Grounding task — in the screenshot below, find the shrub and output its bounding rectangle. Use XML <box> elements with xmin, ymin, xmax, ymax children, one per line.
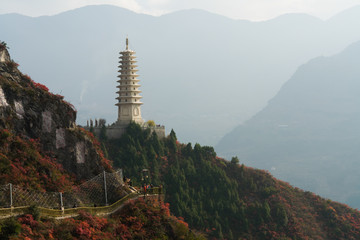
<box><xmin>147</xmin><ymin>120</ymin><xmax>155</xmax><ymax>127</ymax></box>
<box><xmin>27</xmin><ymin>205</ymin><xmax>40</xmax><ymax>220</ymax></box>
<box><xmin>0</xmin><ymin>41</ymin><xmax>8</xmax><ymax>51</ymax></box>
<box><xmin>30</xmin><ymin>79</ymin><xmax>49</xmax><ymax>92</ymax></box>
<box><xmin>0</xmin><ymin>217</ymin><xmax>21</xmax><ymax>239</ymax></box>
<box><xmin>231</xmin><ymin>156</ymin><xmax>240</xmax><ymax>165</ymax></box>
<box><xmin>5</xmin><ymin>60</ymin><xmax>19</xmax><ymax>70</ymax></box>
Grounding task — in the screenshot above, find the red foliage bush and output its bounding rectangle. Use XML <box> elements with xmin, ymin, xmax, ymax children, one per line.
<box><xmin>6</xmin><ymin>60</ymin><xmax>19</xmax><ymax>69</ymax></box>
<box><xmin>30</xmin><ymin>79</ymin><xmax>49</xmax><ymax>92</ymax></box>
<box><xmin>9</xmin><ymin>198</ymin><xmax>193</xmax><ymax>240</ymax></box>
<box><xmin>79</xmin><ymin>128</ymin><xmax>112</xmax><ymax>171</ymax></box>
<box><xmin>0</xmin><ymin>129</ymin><xmax>74</xmax><ymax>192</ymax></box>
<box><xmin>18</xmin><ymin>214</ymin><xmax>38</xmax><ymax>228</ymax></box>
<box><xmin>63</xmin><ymin>100</ymin><xmax>77</xmax><ymax>113</ymax></box>
<box><xmin>55</xmin><ymin>94</ymin><xmax>64</xmax><ymax>100</ymax></box>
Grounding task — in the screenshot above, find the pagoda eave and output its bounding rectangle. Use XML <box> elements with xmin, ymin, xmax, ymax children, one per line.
<box><xmin>116</xmin><ymin>90</ymin><xmax>142</xmax><ymax>93</ymax></box>
<box><xmin>116</xmin><ymin>96</ymin><xmax>143</xmax><ymax>100</ymax></box>
<box><xmin>115</xmin><ymin>102</ymin><xmax>144</xmax><ymax>106</ymax></box>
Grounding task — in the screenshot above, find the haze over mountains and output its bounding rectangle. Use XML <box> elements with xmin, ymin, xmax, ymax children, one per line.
<box><xmin>4</xmin><ymin>37</ymin><xmax>360</xmax><ymax>239</ymax></box>
<box><xmin>217</xmin><ymin>40</ymin><xmax>360</xmax><ymax>208</ymax></box>
<box><xmin>2</xmin><ymin>5</ymin><xmax>360</xmax><ymax>145</ymax></box>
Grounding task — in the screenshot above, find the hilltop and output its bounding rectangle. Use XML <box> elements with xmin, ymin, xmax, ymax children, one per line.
<box><xmin>0</xmin><ymin>44</ymin><xmax>199</xmax><ymax>239</ymax></box>
<box><xmin>2</xmin><ymin>43</ymin><xmax>360</xmax><ymax>239</ymax></box>
<box><xmin>0</xmin><ymin>42</ymin><xmax>111</xmax><ymax>182</ymax></box>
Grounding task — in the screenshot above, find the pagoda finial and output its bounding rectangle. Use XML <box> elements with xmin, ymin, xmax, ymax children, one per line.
<box><xmin>126</xmin><ymin>37</ymin><xmax>129</xmax><ymax>50</ymax></box>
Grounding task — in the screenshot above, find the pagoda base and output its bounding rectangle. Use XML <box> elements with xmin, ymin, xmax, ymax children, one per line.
<box><xmin>83</xmin><ymin>122</ymin><xmax>165</xmax><ymax>140</ymax></box>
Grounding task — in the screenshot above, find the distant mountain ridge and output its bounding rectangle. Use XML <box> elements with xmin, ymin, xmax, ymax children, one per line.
<box><xmin>216</xmin><ymin>40</ymin><xmax>360</xmax><ymax>208</ymax></box>
<box><xmin>2</xmin><ymin>4</ymin><xmax>360</xmax><ymax>145</ymax></box>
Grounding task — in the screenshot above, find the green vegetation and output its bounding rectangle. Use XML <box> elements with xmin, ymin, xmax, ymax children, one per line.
<box><xmin>101</xmin><ymin>122</ymin><xmax>360</xmax><ymax>239</ymax></box>
<box><xmin>0</xmin><ymin>41</ymin><xmax>8</xmax><ymax>50</ymax></box>
<box><xmin>5</xmin><ymin>60</ymin><xmax>19</xmax><ymax>71</ymax></box>
<box><xmin>0</xmin><ymin>50</ymin><xmax>195</xmax><ymax>239</ymax></box>
<box><xmin>231</xmin><ymin>156</ymin><xmax>240</xmax><ymax>165</ymax></box>
<box><xmin>146</xmin><ymin>120</ymin><xmax>156</xmax><ymax>127</ymax></box>
<box><xmin>2</xmin><ymin>56</ymin><xmax>360</xmax><ymax>238</ymax></box>
<box><xmin>0</xmin><ymin>198</ymin><xmax>203</xmax><ymax>240</ymax></box>
<box><xmin>0</xmin><ymin>217</ymin><xmax>21</xmax><ymax>239</ymax></box>
<box><xmin>3</xmin><ymin>116</ymin><xmax>360</xmax><ymax>239</ymax></box>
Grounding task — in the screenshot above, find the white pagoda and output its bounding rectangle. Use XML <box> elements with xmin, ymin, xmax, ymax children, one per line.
<box><xmin>85</xmin><ymin>38</ymin><xmax>165</xmax><ymax>139</ymax></box>
<box><xmin>116</xmin><ymin>38</ymin><xmax>144</xmax><ymax>125</ymax></box>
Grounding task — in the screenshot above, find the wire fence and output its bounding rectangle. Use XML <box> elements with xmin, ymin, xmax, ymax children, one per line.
<box><xmin>0</xmin><ymin>170</ymin><xmax>130</xmax><ymax>209</ymax></box>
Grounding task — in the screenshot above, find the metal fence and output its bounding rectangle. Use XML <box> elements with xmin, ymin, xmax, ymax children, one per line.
<box><xmin>0</xmin><ymin>170</ymin><xmax>129</xmax><ymax>209</ymax></box>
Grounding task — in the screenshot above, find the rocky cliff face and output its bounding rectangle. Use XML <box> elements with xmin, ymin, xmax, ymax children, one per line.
<box><xmin>0</xmin><ymin>45</ymin><xmax>111</xmax><ymax>180</ymax></box>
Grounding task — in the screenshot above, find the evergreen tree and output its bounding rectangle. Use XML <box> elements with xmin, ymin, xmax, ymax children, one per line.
<box><xmin>99</xmin><ymin>125</ymin><xmax>107</xmax><ymax>141</ymax></box>
<box><xmin>231</xmin><ymin>156</ymin><xmax>240</xmax><ymax>165</ymax></box>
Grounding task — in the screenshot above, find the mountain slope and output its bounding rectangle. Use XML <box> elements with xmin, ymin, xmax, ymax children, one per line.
<box><xmin>216</xmin><ymin>40</ymin><xmax>360</xmax><ymax>208</ymax></box>
<box><xmin>0</xmin><ymin>43</ymin><xmax>200</xmax><ymax>240</ymax></box>
<box><xmin>1</xmin><ymin>199</ymin><xmax>200</xmax><ymax>240</ymax></box>
<box><xmin>2</xmin><ymin>5</ymin><xmax>360</xmax><ymax>145</ymax></box>
<box><xmin>101</xmin><ymin>122</ymin><xmax>360</xmax><ymax>239</ymax></box>
<box><xmin>0</xmin><ymin>44</ymin><xmax>111</xmax><ymax>182</ymax></box>
<box><xmin>2</xmin><ymin>43</ymin><xmax>360</xmax><ymax>239</ymax></box>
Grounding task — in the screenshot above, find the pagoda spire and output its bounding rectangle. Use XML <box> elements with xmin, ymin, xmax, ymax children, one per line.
<box><xmin>115</xmin><ymin>38</ymin><xmax>144</xmax><ymax>125</ymax></box>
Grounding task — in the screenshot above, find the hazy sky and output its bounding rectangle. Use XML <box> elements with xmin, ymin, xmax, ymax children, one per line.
<box><xmin>1</xmin><ymin>0</ymin><xmax>360</xmax><ymax>21</ymax></box>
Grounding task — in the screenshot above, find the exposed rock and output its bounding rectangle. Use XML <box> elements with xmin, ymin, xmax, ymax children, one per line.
<box><xmin>56</xmin><ymin>128</ymin><xmax>66</xmax><ymax>149</ymax></box>
<box><xmin>42</xmin><ymin>111</ymin><xmax>52</xmax><ymax>133</ymax></box>
<box><xmin>0</xmin><ymin>47</ymin><xmax>10</xmax><ymax>63</ymax></box>
<box><xmin>14</xmin><ymin>101</ymin><xmax>24</xmax><ymax>118</ymax></box>
<box><xmin>0</xmin><ymin>87</ymin><xmax>8</xmax><ymax>107</ymax></box>
<box><xmin>75</xmin><ymin>141</ymin><xmax>85</xmax><ymax>164</ymax></box>
<box><xmin>0</xmin><ymin>47</ymin><xmax>111</xmax><ymax>180</ymax></box>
